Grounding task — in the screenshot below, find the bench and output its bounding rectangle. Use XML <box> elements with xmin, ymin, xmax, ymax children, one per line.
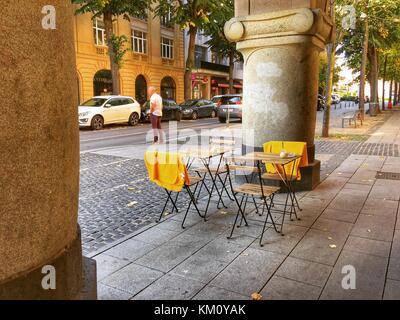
<box><xmin>342</xmin><ymin>110</ymin><xmax>363</xmax><ymax>128</ymax></box>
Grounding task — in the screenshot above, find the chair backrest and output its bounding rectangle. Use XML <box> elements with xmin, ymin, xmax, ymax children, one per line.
<box><xmin>144</xmin><ymin>150</ymin><xmax>189</xmax><ymax>191</ymax></box>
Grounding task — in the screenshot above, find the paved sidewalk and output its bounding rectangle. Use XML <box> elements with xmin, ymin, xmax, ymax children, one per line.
<box><xmin>91</xmin><ymin>111</ymin><xmax>400</xmax><ymax>300</ymax></box>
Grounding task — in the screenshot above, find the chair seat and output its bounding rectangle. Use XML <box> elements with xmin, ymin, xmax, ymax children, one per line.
<box><xmin>186</xmin><ymin>176</ymin><xmax>203</xmax><ymax>186</ymax></box>
<box><xmin>229</xmin><ymin>165</ymin><xmax>258</xmax><ymax>173</ymax></box>
<box><xmin>233</xmin><ymin>183</ymin><xmax>280</xmax><ymax>197</ymax></box>
<box><xmin>261</xmin><ymin>173</ymin><xmax>298</xmax><ymax>181</ymax></box>
<box><xmin>195</xmin><ymin>166</ymin><xmax>227</xmax><ymax>174</ymax></box>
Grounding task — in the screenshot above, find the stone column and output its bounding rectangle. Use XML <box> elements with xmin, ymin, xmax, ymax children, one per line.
<box><xmin>225</xmin><ymin>1</ymin><xmax>333</xmax><ymax>190</ymax></box>
<box><xmin>0</xmin><ymin>1</ymin><xmax>84</xmax><ymax>299</ymax></box>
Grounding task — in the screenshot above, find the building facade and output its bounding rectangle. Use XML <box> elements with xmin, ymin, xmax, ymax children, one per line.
<box><xmin>73</xmin><ymin>8</ymin><xmax>186</xmax><ymax>105</ymax></box>
<box><xmin>185</xmin><ymin>31</ymin><xmax>243</xmax><ymax>100</ymax></box>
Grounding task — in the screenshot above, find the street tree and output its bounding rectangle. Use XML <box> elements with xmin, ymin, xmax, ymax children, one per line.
<box><xmin>153</xmin><ymin>0</ymin><xmax>228</xmax><ymax>100</ymax></box>
<box><xmin>202</xmin><ymin>0</ymin><xmax>242</xmax><ymax>93</ymax></box>
<box><xmin>72</xmin><ymin>0</ymin><xmax>151</xmax><ymax>95</ymax></box>
<box><xmin>338</xmin><ymin>0</ymin><xmax>400</xmax><ymax>116</ymax></box>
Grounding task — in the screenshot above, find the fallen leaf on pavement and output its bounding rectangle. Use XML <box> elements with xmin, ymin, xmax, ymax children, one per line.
<box><xmin>329</xmin><ymin>244</ymin><xmax>337</xmax><ymax>249</ymax></box>
<box><xmin>127</xmin><ymin>187</ymin><xmax>135</xmax><ymax>191</ymax></box>
<box><xmin>251</xmin><ymin>293</ymin><xmax>262</xmax><ymax>300</ymax></box>
<box><xmin>127</xmin><ymin>201</ymin><xmax>138</xmax><ymax>208</ymax></box>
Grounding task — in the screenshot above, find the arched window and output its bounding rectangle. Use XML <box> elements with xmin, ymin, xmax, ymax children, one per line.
<box><xmin>93</xmin><ymin>70</ymin><xmax>113</xmax><ymax>96</ymax></box>
<box><xmin>161</xmin><ymin>76</ymin><xmax>176</xmax><ymax>101</ymax></box>
<box><xmin>135</xmin><ymin>75</ymin><xmax>148</xmax><ymax>105</ymax></box>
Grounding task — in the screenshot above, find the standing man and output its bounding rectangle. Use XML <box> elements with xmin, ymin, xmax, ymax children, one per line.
<box><xmin>148</xmin><ymin>86</ymin><xmax>164</xmax><ymax>144</ymax></box>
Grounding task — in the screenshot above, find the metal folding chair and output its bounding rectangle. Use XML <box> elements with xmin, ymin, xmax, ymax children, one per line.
<box><xmin>158</xmin><ymin>174</ymin><xmax>206</xmax><ymax>228</ymax></box>
<box><xmin>194</xmin><ymin>137</ymin><xmax>236</xmax><ymax>209</ymax></box>
<box><xmin>225</xmin><ymin>161</ymin><xmax>281</xmax><ymax>246</ymax></box>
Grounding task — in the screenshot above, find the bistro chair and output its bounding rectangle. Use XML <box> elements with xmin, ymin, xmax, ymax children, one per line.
<box><xmin>144</xmin><ymin>150</ymin><xmax>206</xmax><ymax>228</ymax></box>
<box><xmin>224</xmin><ymin>158</ymin><xmax>281</xmax><ymax>246</ymax></box>
<box><xmin>193</xmin><ymin>136</ymin><xmax>236</xmax><ymax>208</ymax></box>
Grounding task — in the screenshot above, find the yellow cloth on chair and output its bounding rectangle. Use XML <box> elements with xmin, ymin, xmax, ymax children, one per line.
<box><xmin>263</xmin><ymin>141</ymin><xmax>308</xmax><ymax>180</ymax></box>
<box><xmin>144</xmin><ymin>151</ymin><xmax>189</xmax><ymax>192</ymax></box>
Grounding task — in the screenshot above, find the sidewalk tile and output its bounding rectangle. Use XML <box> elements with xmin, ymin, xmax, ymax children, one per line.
<box><xmin>383</xmin><ymin>279</ymin><xmax>400</xmax><ymax>300</ymax></box>
<box><xmin>312</xmin><ymin>218</ymin><xmax>354</xmax><ymax>236</ymax></box>
<box><xmin>101</xmin><ymin>263</ymin><xmax>164</xmax><ymax>296</ymax></box>
<box><xmin>321</xmin><ymin>251</ymin><xmax>388</xmax><ymax>300</ymax></box>
<box><xmin>104</xmin><ymin>239</ymin><xmax>156</xmax><ymax>262</ymax></box>
<box><xmin>97</xmin><ymin>283</ymin><xmax>133</xmax><ymax>300</ymax></box>
<box><xmin>275</xmin><ymin>257</ymin><xmax>332</xmax><ymax>287</ymax></box>
<box><xmin>285</xmin><ymin>207</ymin><xmax>322</xmax><ymax>228</ymax></box>
<box><xmin>171</xmin><ymin>253</ymin><xmax>228</xmax><ymax>283</ymax></box>
<box><xmin>195</xmin><ymin>238</ymin><xmax>247</xmax><ymax>263</ymax></box>
<box><xmin>260</xmin><ymin>276</ymin><xmax>321</xmax><ymax>300</ymax></box>
<box><xmin>351</xmin><ymin>214</ymin><xmax>395</xmax><ymax>242</ymax></box>
<box><xmin>210</xmin><ymin>248</ymin><xmax>285</xmax><ymax>296</ymax></box>
<box><xmin>132</xmin><ymin>274</ymin><xmax>204</xmax><ymax>300</ymax></box>
<box><xmin>361</xmin><ymin>198</ymin><xmax>398</xmax><ymax>217</ymax></box>
<box><xmin>369</xmin><ymin>184</ymin><xmax>400</xmax><ymax>201</ymax></box>
<box><xmin>250</xmin><ymin>224</ymin><xmax>308</xmax><ymax>255</ymax></box>
<box><xmin>387</xmin><ymin>257</ymin><xmax>400</xmax><ymax>280</ymax></box>
<box><xmin>134</xmin><ymin>227</ymin><xmax>183</xmax><ymax>245</ymax></box>
<box><xmin>193</xmin><ymin>285</ymin><xmax>250</xmax><ymax>300</ymax></box>
<box><xmin>290</xmin><ymin>229</ymin><xmax>347</xmax><ymax>266</ymax></box>
<box><xmin>135</xmin><ymin>243</ymin><xmax>203</xmax><ymax>273</ymax></box>
<box><xmin>320</xmin><ymin>208</ymin><xmax>359</xmax><ymax>223</ymax></box>
<box><xmin>343</xmin><ymin>236</ymin><xmax>391</xmax><ymax>258</ymax></box>
<box><xmin>184</xmin><ymin>221</ymin><xmax>230</xmax><ymax>237</ymax></box>
<box><xmin>93</xmin><ymin>253</ymin><xmax>130</xmax><ymax>281</ymax></box>
<box><xmin>391</xmin><ymin>230</ymin><xmax>400</xmax><ymax>258</ymax></box>
<box><xmin>342</xmin><ymin>183</ymin><xmax>372</xmax><ymax>192</ymax></box>
<box><xmin>327</xmin><ymin>193</ymin><xmax>367</xmax><ymax>213</ymax></box>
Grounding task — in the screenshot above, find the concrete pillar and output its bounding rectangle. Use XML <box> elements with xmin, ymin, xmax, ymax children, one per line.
<box><xmin>225</xmin><ymin>1</ymin><xmax>333</xmax><ymax>190</ymax></box>
<box><xmin>0</xmin><ymin>1</ymin><xmax>84</xmax><ymax>299</ymax></box>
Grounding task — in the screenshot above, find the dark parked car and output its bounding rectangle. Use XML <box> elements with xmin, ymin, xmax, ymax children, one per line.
<box><xmin>317</xmin><ymin>94</ymin><xmax>326</xmax><ymax>111</ymax></box>
<box><xmin>179</xmin><ymin>99</ymin><xmax>217</xmax><ymax>120</ymax></box>
<box><xmin>216</xmin><ymin>94</ymin><xmax>243</xmax><ymax>123</ymax></box>
<box><xmin>141</xmin><ymin>99</ymin><xmax>182</xmax><ymax>122</ymax></box>
<box><xmin>331</xmin><ymin>94</ymin><xmax>341</xmax><ymax>105</ymax></box>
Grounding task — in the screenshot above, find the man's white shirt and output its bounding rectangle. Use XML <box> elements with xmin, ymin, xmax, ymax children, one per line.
<box><xmin>150</xmin><ymin>93</ymin><xmax>163</xmax><ymax>117</ymax></box>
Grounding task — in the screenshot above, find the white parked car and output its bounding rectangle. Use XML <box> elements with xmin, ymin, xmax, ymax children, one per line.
<box><xmin>78</xmin><ymin>95</ymin><xmax>141</xmax><ymax>130</ymax></box>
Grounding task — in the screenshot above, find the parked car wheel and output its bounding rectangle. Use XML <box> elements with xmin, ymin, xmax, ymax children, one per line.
<box><xmin>91</xmin><ymin>115</ymin><xmax>104</xmax><ymax>130</ymax></box>
<box><xmin>219</xmin><ymin>117</ymin><xmax>226</xmax><ymax>123</ymax></box>
<box><xmin>175</xmin><ymin>110</ymin><xmax>182</xmax><ymax>122</ymax></box>
<box><xmin>210</xmin><ymin>110</ymin><xmax>217</xmax><ymax>118</ymax></box>
<box><xmin>191</xmin><ymin>111</ymin><xmax>198</xmax><ymax>120</ymax></box>
<box><xmin>128</xmin><ymin>112</ymin><xmax>140</xmax><ymax>126</ymax></box>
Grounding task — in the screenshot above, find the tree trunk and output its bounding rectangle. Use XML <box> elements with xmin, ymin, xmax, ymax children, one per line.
<box><xmin>229</xmin><ymin>52</ymin><xmax>234</xmax><ymax>94</ymax></box>
<box><xmin>397</xmin><ymin>82</ymin><xmax>400</xmax><ymax>105</ymax></box>
<box><xmin>104</xmin><ymin>12</ymin><xmax>120</xmax><ymax>95</ymax></box>
<box><xmin>394</xmin><ymin>81</ymin><xmax>398</xmax><ymax>106</ymax></box>
<box><xmin>381</xmin><ymin>54</ymin><xmax>387</xmax><ymax>111</ymax></box>
<box><xmin>322</xmin><ymin>43</ymin><xmax>336</xmax><ymax>137</ymax></box>
<box><xmin>368</xmin><ymin>45</ymin><xmax>378</xmax><ymax>114</ymax></box>
<box><xmin>389</xmin><ymin>79</ymin><xmax>393</xmax><ymax>104</ymax></box>
<box><xmin>184</xmin><ymin>27</ymin><xmax>197</xmax><ymax>101</ymax></box>
<box><xmin>358</xmin><ymin>7</ymin><xmax>369</xmax><ymax>120</ymax></box>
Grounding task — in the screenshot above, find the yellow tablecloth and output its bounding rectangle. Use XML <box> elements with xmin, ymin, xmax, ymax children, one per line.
<box><xmin>263</xmin><ymin>141</ymin><xmax>308</xmax><ymax>180</ymax></box>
